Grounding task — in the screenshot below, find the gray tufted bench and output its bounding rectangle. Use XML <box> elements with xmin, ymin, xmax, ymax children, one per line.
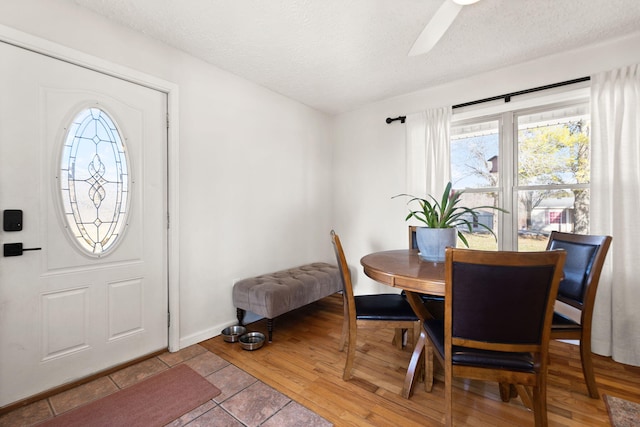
<box><xmin>232</xmin><ymin>262</ymin><xmax>342</xmax><ymax>342</ymax></box>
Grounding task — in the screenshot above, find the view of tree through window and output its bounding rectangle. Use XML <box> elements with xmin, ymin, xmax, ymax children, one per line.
<box><xmin>451</xmin><ymin>119</ymin><xmax>501</xmax><ymax>250</ymax></box>
<box><xmin>451</xmin><ymin>100</ymin><xmax>590</xmax><ymax>251</ymax></box>
<box><xmin>518</xmin><ymin>106</ymin><xmax>590</xmax><ymax>241</ymax></box>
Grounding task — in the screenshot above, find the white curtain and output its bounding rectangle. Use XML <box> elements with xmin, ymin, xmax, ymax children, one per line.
<box><xmin>590</xmin><ymin>64</ymin><xmax>640</xmax><ymax>366</ymax></box>
<box><xmin>405</xmin><ymin>107</ymin><xmax>452</xmax><ymax>197</ymax></box>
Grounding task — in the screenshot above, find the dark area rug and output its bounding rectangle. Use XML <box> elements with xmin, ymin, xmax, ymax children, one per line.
<box><xmin>39</xmin><ymin>364</ymin><xmax>220</xmax><ymax>427</ymax></box>
<box><xmin>604</xmin><ymin>394</ymin><xmax>640</xmax><ymax>427</ymax></box>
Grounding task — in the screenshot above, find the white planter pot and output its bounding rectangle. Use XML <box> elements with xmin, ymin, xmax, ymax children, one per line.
<box><xmin>415</xmin><ymin>227</ymin><xmax>457</xmax><ymax>262</ymax></box>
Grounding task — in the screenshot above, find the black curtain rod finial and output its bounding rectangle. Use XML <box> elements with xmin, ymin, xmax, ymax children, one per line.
<box><xmin>386</xmin><ymin>116</ymin><xmax>406</xmax><ymax>124</ymax></box>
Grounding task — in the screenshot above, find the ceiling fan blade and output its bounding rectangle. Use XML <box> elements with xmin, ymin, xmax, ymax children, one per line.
<box><xmin>408</xmin><ymin>1</ymin><xmax>463</xmax><ymax>56</ymax></box>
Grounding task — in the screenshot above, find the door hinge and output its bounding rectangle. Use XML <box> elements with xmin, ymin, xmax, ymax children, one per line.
<box><xmin>166</xmin><ymin>113</ymin><xmax>170</xmax><ymax>129</ymax></box>
<box><xmin>167</xmin><ymin>212</ymin><xmax>170</xmax><ymax>229</ymax></box>
<box><xmin>168</xmin><ymin>311</ymin><xmax>171</xmax><ymax>327</ymax></box>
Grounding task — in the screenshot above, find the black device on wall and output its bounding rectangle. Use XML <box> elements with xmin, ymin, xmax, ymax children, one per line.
<box><xmin>3</xmin><ymin>209</ymin><xmax>23</xmax><ymax>231</ymax></box>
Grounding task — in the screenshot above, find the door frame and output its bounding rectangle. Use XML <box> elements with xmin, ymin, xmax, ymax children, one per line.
<box><xmin>0</xmin><ymin>23</ymin><xmax>181</xmax><ymax>352</ymax></box>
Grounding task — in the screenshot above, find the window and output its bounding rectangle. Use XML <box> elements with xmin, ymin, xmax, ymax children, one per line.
<box><xmin>59</xmin><ymin>107</ymin><xmax>130</xmax><ymax>256</ymax></box>
<box><xmin>450</xmin><ymin>119</ymin><xmax>501</xmax><ymax>250</ymax></box>
<box><xmin>451</xmin><ymin>93</ymin><xmax>590</xmax><ymax>251</ymax></box>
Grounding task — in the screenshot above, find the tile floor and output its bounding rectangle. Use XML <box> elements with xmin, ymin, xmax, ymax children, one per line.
<box><xmin>0</xmin><ymin>344</ymin><xmax>332</xmax><ymax>427</ymax></box>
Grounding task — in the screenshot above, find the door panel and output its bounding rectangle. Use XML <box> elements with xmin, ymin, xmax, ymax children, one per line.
<box><xmin>0</xmin><ymin>41</ymin><xmax>168</xmax><ymax>406</ymax></box>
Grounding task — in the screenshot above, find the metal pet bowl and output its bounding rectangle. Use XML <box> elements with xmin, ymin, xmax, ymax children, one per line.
<box><xmin>239</xmin><ymin>332</ymin><xmax>265</xmax><ymax>351</ymax></box>
<box><xmin>221</xmin><ymin>325</ymin><xmax>247</xmax><ymax>343</ymax></box>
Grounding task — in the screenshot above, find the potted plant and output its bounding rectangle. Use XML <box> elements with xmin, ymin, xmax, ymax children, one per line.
<box><xmin>395</xmin><ymin>182</ymin><xmax>508</xmax><ymax>261</ymax></box>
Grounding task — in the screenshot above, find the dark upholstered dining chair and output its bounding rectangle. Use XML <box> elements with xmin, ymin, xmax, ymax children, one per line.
<box><xmin>421</xmin><ymin>247</ymin><xmax>566</xmax><ymax>427</ymax></box>
<box><xmin>330</xmin><ymin>230</ymin><xmax>421</xmax><ymax>381</ymax></box>
<box><xmin>546</xmin><ymin>231</ymin><xmax>612</xmax><ymax>399</ymax></box>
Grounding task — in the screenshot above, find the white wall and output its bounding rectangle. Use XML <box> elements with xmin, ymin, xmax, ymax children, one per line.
<box><xmin>3</xmin><ymin>0</ymin><xmax>640</xmax><ymax>352</ymax></box>
<box><xmin>332</xmin><ymin>32</ymin><xmax>640</xmax><ymax>295</ymax></box>
<box><xmin>0</xmin><ymin>0</ymin><xmax>335</xmax><ymax>348</ymax></box>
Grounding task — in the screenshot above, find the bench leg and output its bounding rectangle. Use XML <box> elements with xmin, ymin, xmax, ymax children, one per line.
<box><xmin>236</xmin><ymin>308</ymin><xmax>245</xmax><ymax>325</ymax></box>
<box><xmin>267</xmin><ymin>318</ymin><xmax>273</xmax><ymax>342</ymax></box>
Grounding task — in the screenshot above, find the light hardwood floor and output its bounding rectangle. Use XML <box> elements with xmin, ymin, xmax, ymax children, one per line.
<box><xmin>201</xmin><ymin>293</ymin><xmax>640</xmax><ymax>426</ymax></box>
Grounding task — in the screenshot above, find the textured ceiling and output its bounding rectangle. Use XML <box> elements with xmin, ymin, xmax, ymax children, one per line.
<box><xmin>73</xmin><ymin>0</ymin><xmax>640</xmax><ymax>114</ymax></box>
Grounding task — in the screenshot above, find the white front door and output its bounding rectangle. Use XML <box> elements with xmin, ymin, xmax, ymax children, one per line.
<box><xmin>0</xmin><ymin>41</ymin><xmax>168</xmax><ymax>406</ymax></box>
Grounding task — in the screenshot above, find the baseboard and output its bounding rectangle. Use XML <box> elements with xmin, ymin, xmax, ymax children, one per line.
<box><xmin>178</xmin><ymin>311</ymin><xmax>265</xmax><ymax>349</ymax></box>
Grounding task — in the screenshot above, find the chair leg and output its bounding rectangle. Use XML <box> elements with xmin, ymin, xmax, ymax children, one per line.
<box><xmin>424</xmin><ymin>333</ymin><xmax>434</xmax><ymax>393</ymax></box>
<box><xmin>499</xmin><ymin>383</ymin><xmax>511</xmax><ymax>402</ymax></box>
<box><xmin>339</xmin><ymin>319</ymin><xmax>347</xmax><ymax>352</ymax></box>
<box><xmin>531</xmin><ymin>384</ymin><xmax>548</xmax><ymax>427</ymax></box>
<box><xmin>343</xmin><ymin>328</ymin><xmax>357</xmax><ymax>380</ymax></box>
<box><xmin>393</xmin><ymin>323</ymin><xmax>419</xmax><ymax>349</ymax></box>
<box><xmin>338</xmin><ymin>303</ymin><xmax>348</xmax><ymax>352</ymax></box>
<box><xmin>392</xmin><ymin>329</ymin><xmax>405</xmax><ymax>349</ymax></box>
<box><xmin>444</xmin><ymin>364</ymin><xmax>453</xmax><ymax>427</ymax></box>
<box><xmin>579</xmin><ymin>336</ymin><xmax>600</xmax><ymax>398</ymax></box>
<box><xmin>499</xmin><ymin>383</ymin><xmax>518</xmax><ymax>402</ymax></box>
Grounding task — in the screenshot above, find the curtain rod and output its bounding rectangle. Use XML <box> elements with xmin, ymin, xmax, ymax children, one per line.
<box><xmin>385</xmin><ymin>76</ymin><xmax>590</xmax><ymax>124</ymax></box>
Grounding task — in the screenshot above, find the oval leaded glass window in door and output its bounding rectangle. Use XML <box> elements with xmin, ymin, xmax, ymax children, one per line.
<box><xmin>59</xmin><ymin>107</ymin><xmax>130</xmax><ymax>256</ymax></box>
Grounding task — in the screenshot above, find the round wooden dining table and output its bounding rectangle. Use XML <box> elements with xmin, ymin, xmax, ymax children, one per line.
<box><xmin>360</xmin><ymin>249</ymin><xmax>444</xmax><ymax>295</ymax></box>
<box><xmin>360</xmin><ymin>248</ymin><xmax>445</xmax><ymax>398</ymax></box>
